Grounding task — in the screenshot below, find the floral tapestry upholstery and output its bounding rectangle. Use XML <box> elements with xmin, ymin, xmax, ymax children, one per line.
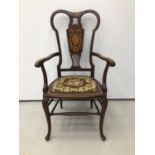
<box><xmin>48</xmin><ymin>76</ymin><xmax>102</xmax><ymax>94</ymax></box>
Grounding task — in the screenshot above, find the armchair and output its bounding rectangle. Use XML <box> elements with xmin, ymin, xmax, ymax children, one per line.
<box><xmin>35</xmin><ymin>9</ymin><xmax>115</xmax><ymax>141</ymax></box>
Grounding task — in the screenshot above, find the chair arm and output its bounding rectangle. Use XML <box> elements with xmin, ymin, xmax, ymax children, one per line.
<box><xmin>92</xmin><ymin>52</ymin><xmax>116</xmax><ymax>66</ymax></box>
<box><xmin>92</xmin><ymin>52</ymin><xmax>116</xmax><ymax>92</ymax></box>
<box><xmin>35</xmin><ymin>52</ymin><xmax>59</xmax><ymax>67</ymax></box>
<box><xmin>35</xmin><ymin>52</ymin><xmax>59</xmax><ymax>93</ymax></box>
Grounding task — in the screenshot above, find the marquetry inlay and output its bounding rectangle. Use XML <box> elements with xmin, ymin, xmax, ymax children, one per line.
<box><xmin>67</xmin><ymin>24</ymin><xmax>84</xmax><ymax>54</ymax></box>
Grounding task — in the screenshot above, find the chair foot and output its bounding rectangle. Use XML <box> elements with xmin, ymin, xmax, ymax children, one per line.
<box><xmin>45</xmin><ymin>134</ymin><xmax>50</xmax><ymax>141</ymax></box>
<box><xmin>101</xmin><ymin>134</ymin><xmax>106</xmax><ymax>141</ymax></box>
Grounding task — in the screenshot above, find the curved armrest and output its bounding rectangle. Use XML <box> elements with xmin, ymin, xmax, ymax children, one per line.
<box><xmin>35</xmin><ymin>52</ymin><xmax>59</xmax><ymax>93</ymax></box>
<box><xmin>92</xmin><ymin>52</ymin><xmax>116</xmax><ymax>66</ymax></box>
<box><xmin>35</xmin><ymin>52</ymin><xmax>59</xmax><ymax>67</ymax></box>
<box><xmin>92</xmin><ymin>52</ymin><xmax>116</xmax><ymax>92</ymax></box>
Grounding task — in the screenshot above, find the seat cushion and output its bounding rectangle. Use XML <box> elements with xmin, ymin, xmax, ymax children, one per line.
<box><xmin>48</xmin><ymin>76</ymin><xmax>102</xmax><ymax>94</ymax></box>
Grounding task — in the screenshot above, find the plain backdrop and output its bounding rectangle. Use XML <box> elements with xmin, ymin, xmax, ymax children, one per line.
<box><xmin>2</xmin><ymin>0</ymin><xmax>155</xmax><ymax>155</ymax></box>
<box><xmin>19</xmin><ymin>0</ymin><xmax>134</xmax><ymax>100</ymax></box>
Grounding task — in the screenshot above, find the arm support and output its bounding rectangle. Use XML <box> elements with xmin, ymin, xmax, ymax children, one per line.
<box><xmin>35</xmin><ymin>52</ymin><xmax>59</xmax><ymax>93</ymax></box>
<box><xmin>35</xmin><ymin>52</ymin><xmax>59</xmax><ymax>67</ymax></box>
<box><xmin>92</xmin><ymin>52</ymin><xmax>115</xmax><ymax>66</ymax></box>
<box><xmin>92</xmin><ymin>52</ymin><xmax>116</xmax><ymax>91</ymax></box>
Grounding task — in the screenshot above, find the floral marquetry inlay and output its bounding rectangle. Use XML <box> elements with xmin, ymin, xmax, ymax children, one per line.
<box><xmin>71</xmin><ymin>34</ymin><xmax>80</xmax><ymax>46</ymax></box>
<box><xmin>67</xmin><ymin>24</ymin><xmax>84</xmax><ymax>54</ymax></box>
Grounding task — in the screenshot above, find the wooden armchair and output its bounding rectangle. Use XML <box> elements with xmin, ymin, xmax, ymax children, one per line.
<box><xmin>35</xmin><ymin>9</ymin><xmax>115</xmax><ymax>141</ymax></box>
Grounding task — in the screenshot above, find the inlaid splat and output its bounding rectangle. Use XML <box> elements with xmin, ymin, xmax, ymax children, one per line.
<box><xmin>67</xmin><ymin>23</ymin><xmax>84</xmax><ymax>68</ymax></box>
<box><xmin>67</xmin><ymin>24</ymin><xmax>84</xmax><ymax>54</ymax></box>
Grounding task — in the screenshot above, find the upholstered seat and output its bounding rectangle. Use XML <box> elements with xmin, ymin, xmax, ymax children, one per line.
<box><xmin>46</xmin><ymin>76</ymin><xmax>105</xmax><ymax>99</ymax></box>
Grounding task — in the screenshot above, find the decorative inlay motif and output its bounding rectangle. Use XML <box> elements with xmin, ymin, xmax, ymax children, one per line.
<box><xmin>48</xmin><ymin>76</ymin><xmax>101</xmax><ymax>93</ymax></box>
<box><xmin>67</xmin><ymin>24</ymin><xmax>84</xmax><ymax>54</ymax></box>
<box><xmin>72</xmin><ymin>34</ymin><xmax>80</xmax><ymax>45</ymax></box>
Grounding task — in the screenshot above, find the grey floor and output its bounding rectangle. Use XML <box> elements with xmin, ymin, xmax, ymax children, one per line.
<box><xmin>19</xmin><ymin>100</ymin><xmax>134</xmax><ymax>155</ymax></box>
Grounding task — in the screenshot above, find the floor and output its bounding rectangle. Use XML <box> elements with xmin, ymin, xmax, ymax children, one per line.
<box><xmin>19</xmin><ymin>100</ymin><xmax>134</xmax><ymax>155</ymax></box>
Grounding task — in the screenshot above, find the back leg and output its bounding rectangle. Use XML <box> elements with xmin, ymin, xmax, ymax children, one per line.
<box><xmin>60</xmin><ymin>99</ymin><xmax>63</xmax><ymax>109</ymax></box>
<box><xmin>90</xmin><ymin>99</ymin><xmax>93</xmax><ymax>109</ymax></box>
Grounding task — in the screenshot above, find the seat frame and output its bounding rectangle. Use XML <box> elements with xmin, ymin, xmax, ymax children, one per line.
<box><xmin>35</xmin><ymin>9</ymin><xmax>115</xmax><ymax>141</ymax></box>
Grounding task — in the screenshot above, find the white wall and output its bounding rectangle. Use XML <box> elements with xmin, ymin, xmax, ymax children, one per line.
<box><xmin>20</xmin><ymin>0</ymin><xmax>134</xmax><ymax>100</ymax></box>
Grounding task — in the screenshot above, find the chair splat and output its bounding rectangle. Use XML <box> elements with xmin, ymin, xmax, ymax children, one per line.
<box><xmin>67</xmin><ymin>23</ymin><xmax>84</xmax><ymax>68</ymax></box>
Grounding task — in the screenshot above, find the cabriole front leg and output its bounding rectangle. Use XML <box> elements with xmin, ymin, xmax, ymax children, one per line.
<box><xmin>42</xmin><ymin>98</ymin><xmax>51</xmax><ymax>141</ymax></box>
<box><xmin>99</xmin><ymin>97</ymin><xmax>108</xmax><ymax>141</ymax></box>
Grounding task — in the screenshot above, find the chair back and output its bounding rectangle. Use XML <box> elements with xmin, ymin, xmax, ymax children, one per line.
<box><xmin>50</xmin><ymin>10</ymin><xmax>100</xmax><ymax>77</ymax></box>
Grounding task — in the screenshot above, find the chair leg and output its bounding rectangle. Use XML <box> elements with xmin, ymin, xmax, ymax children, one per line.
<box><xmin>42</xmin><ymin>98</ymin><xmax>51</xmax><ymax>141</ymax></box>
<box><xmin>90</xmin><ymin>99</ymin><xmax>93</xmax><ymax>109</ymax></box>
<box><xmin>99</xmin><ymin>98</ymin><xmax>108</xmax><ymax>141</ymax></box>
<box><xmin>60</xmin><ymin>99</ymin><xmax>63</xmax><ymax>109</ymax></box>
